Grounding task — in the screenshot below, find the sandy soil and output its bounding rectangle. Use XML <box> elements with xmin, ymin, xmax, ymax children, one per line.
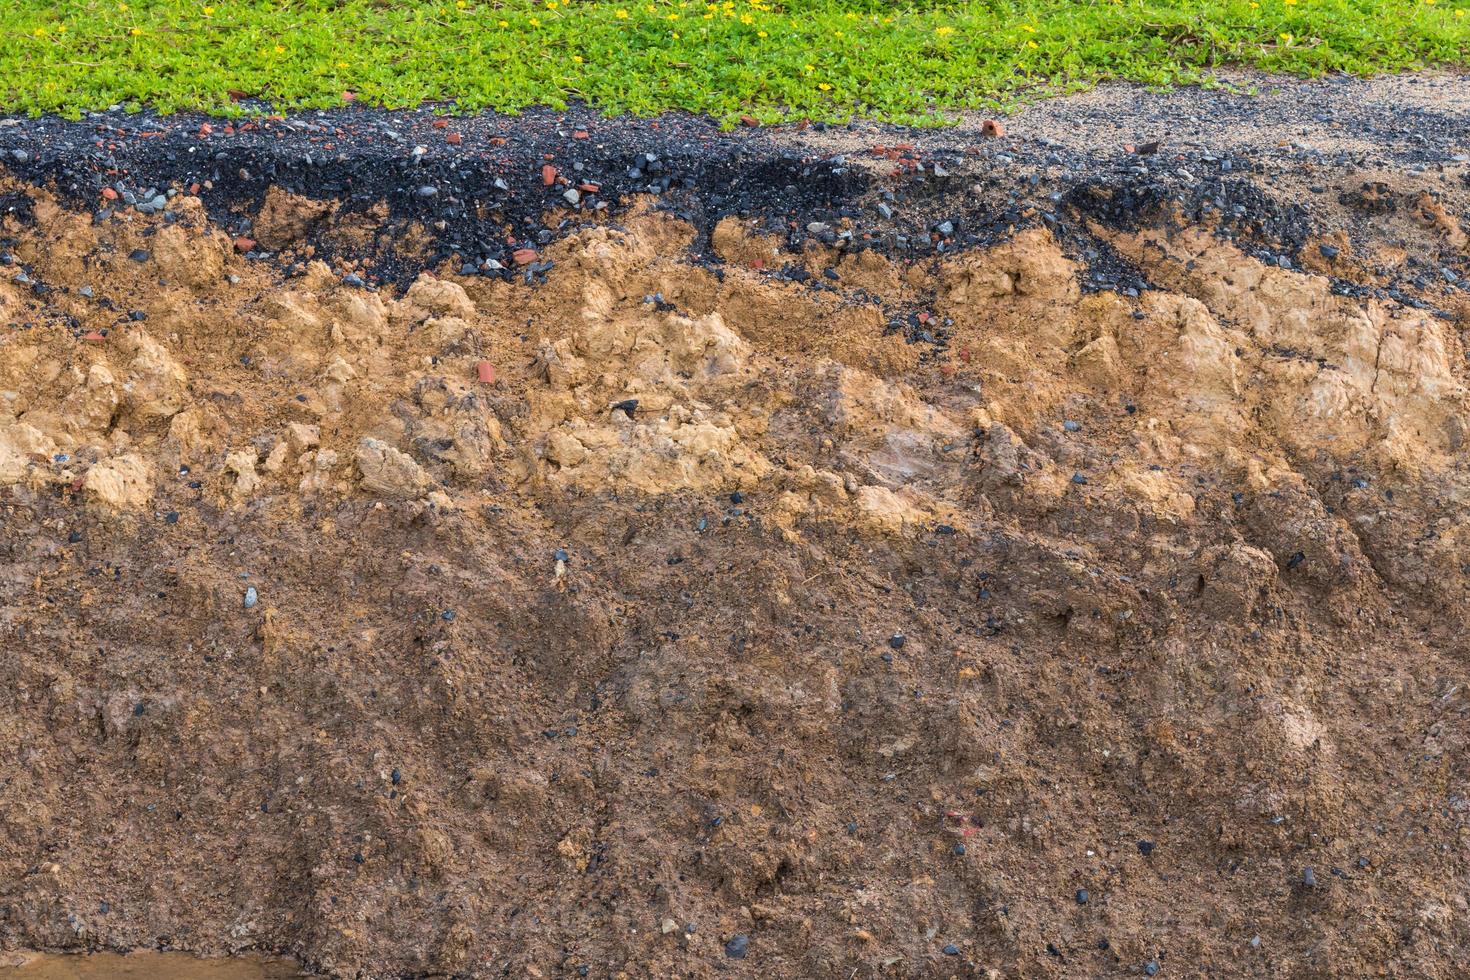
<box><xmin>4</xmin><ymin>81</ymin><xmax>1470</xmax><ymax>978</ymax></box>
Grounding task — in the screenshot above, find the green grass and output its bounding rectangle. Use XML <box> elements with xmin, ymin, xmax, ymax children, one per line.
<box><xmin>5</xmin><ymin>0</ymin><xmax>1469</xmax><ymax>124</ymax></box>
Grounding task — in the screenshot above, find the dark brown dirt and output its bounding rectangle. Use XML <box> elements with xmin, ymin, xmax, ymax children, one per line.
<box><xmin>4</xmin><ymin>87</ymin><xmax>1470</xmax><ymax>979</ymax></box>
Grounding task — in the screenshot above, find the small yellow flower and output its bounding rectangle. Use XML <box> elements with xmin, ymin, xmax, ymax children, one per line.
<box><xmin>756</xmin><ymin>29</ymin><xmax>766</xmax><ymax>36</ymax></box>
<box><xmin>804</xmin><ymin>63</ymin><xmax>814</xmax><ymax>72</ymax></box>
<box><xmin>202</xmin><ymin>5</ymin><xmax>215</xmax><ymax>15</ymax></box>
<box><xmin>615</xmin><ymin>8</ymin><xmax>629</xmax><ymax>17</ymax></box>
<box><xmin>666</xmin><ymin>12</ymin><xmax>679</xmax><ymax>20</ymax></box>
<box><xmin>817</xmin><ymin>82</ymin><xmax>831</xmax><ymax>90</ymax></box>
<box><xmin>546</xmin><ymin>0</ymin><xmax>558</xmax><ymax>8</ymax></box>
<box><xmin>498</xmin><ymin>18</ymin><xmax>509</xmax><ymax>25</ymax></box>
<box><xmin>56</xmin><ymin>24</ymin><xmax>66</xmax><ymax>32</ymax></box>
<box><xmin>671</xmin><ymin>29</ymin><xmax>680</xmax><ymax>37</ymax></box>
<box><xmin>457</xmin><ymin>0</ymin><xmax>467</xmax><ymax>7</ymax></box>
<box><xmin>834</xmin><ymin>29</ymin><xmax>843</xmax><ymax>36</ymax></box>
<box><xmin>118</xmin><ymin>2</ymin><xmax>129</xmax><ymax>10</ymax></box>
<box><xmin>33</xmin><ymin>26</ymin><xmax>47</xmax><ymax>36</ymax></box>
<box><xmin>935</xmin><ymin>25</ymin><xmax>954</xmax><ymax>36</ymax></box>
<box><xmin>1278</xmin><ymin>31</ymin><xmax>1292</xmax><ymax>42</ymax></box>
<box><xmin>1457</xmin><ymin>8</ymin><xmax>1466</xmax><ymax>14</ymax></box>
<box><xmin>274</xmin><ymin>43</ymin><xmax>285</xmax><ymax>52</ymax></box>
<box><xmin>130</xmin><ymin>26</ymin><xmax>142</xmax><ymax>34</ymax></box>
<box><xmin>337</xmin><ymin>60</ymin><xmax>349</xmax><ymax>68</ymax></box>
<box><xmin>703</xmin><ymin>12</ymin><xmax>713</xmax><ymax>19</ymax></box>
<box><xmin>1283</xmin><ymin>0</ymin><xmax>1297</xmax><ymax>6</ymax></box>
<box><xmin>740</xmin><ymin>12</ymin><xmax>752</xmax><ymax>22</ymax></box>
<box><xmin>1025</xmin><ymin>39</ymin><xmax>1038</xmax><ymax>48</ymax></box>
<box><xmin>571</xmin><ymin>54</ymin><xmax>583</xmax><ymax>62</ymax></box>
<box><xmin>529</xmin><ymin>16</ymin><xmax>540</xmax><ymax>25</ymax></box>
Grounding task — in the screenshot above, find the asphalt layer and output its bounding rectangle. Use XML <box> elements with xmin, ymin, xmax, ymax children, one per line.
<box><xmin>2</xmin><ymin>71</ymin><xmax>1470</xmax><ymax>303</ymax></box>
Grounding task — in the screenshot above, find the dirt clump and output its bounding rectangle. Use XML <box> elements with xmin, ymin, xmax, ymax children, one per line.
<box><xmin>3</xmin><ymin>176</ymin><xmax>1470</xmax><ymax>980</ymax></box>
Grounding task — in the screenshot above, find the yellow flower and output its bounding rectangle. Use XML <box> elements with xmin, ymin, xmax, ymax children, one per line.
<box><xmin>703</xmin><ymin>12</ymin><xmax>713</xmax><ymax>18</ymax></box>
<box><xmin>666</xmin><ymin>12</ymin><xmax>679</xmax><ymax>20</ymax></box>
<box><xmin>756</xmin><ymin>29</ymin><xmax>766</xmax><ymax>36</ymax></box>
<box><xmin>803</xmin><ymin>63</ymin><xmax>814</xmax><ymax>72</ymax></box>
<box><xmin>1020</xmin><ymin>23</ymin><xmax>1037</xmax><ymax>32</ymax></box>
<box><xmin>118</xmin><ymin>2</ymin><xmax>129</xmax><ymax>9</ymax></box>
<box><xmin>457</xmin><ymin>0</ymin><xmax>467</xmax><ymax>7</ymax></box>
<box><xmin>338</xmin><ymin>60</ymin><xmax>349</xmax><ymax>67</ymax></box>
<box><xmin>56</xmin><ymin>24</ymin><xmax>66</xmax><ymax>32</ymax></box>
<box><xmin>615</xmin><ymin>8</ymin><xmax>629</xmax><ymax>16</ymax></box>
<box><xmin>935</xmin><ymin>25</ymin><xmax>954</xmax><ymax>35</ymax></box>
<box><xmin>203</xmin><ymin>5</ymin><xmax>215</xmax><ymax>14</ymax></box>
<box><xmin>1025</xmin><ymin>39</ymin><xmax>1038</xmax><ymax>48</ymax></box>
<box><xmin>1278</xmin><ymin>31</ymin><xmax>1292</xmax><ymax>42</ymax></box>
<box><xmin>834</xmin><ymin>29</ymin><xmax>843</xmax><ymax>36</ymax></box>
<box><xmin>1457</xmin><ymin>8</ymin><xmax>1466</xmax><ymax>14</ymax></box>
<box><xmin>572</xmin><ymin>54</ymin><xmax>583</xmax><ymax>62</ymax></box>
<box><xmin>529</xmin><ymin>15</ymin><xmax>540</xmax><ymax>25</ymax></box>
<box><xmin>274</xmin><ymin>43</ymin><xmax>285</xmax><ymax>52</ymax></box>
<box><xmin>1283</xmin><ymin>0</ymin><xmax>1296</xmax><ymax>6</ymax></box>
<box><xmin>740</xmin><ymin>12</ymin><xmax>752</xmax><ymax>22</ymax></box>
<box><xmin>671</xmin><ymin>29</ymin><xmax>680</xmax><ymax>36</ymax></box>
<box><xmin>817</xmin><ymin>82</ymin><xmax>831</xmax><ymax>90</ymax></box>
<box><xmin>32</xmin><ymin>26</ymin><xmax>46</xmax><ymax>36</ymax></box>
<box><xmin>546</xmin><ymin>0</ymin><xmax>558</xmax><ymax>8</ymax></box>
<box><xmin>130</xmin><ymin>26</ymin><xmax>142</xmax><ymax>34</ymax></box>
<box><xmin>498</xmin><ymin>18</ymin><xmax>509</xmax><ymax>25</ymax></box>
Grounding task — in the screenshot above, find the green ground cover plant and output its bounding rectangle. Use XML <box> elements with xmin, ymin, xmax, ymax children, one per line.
<box><xmin>5</xmin><ymin>0</ymin><xmax>1469</xmax><ymax>123</ymax></box>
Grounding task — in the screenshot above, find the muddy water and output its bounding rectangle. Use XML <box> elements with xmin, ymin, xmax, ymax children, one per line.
<box><xmin>0</xmin><ymin>953</ymin><xmax>301</xmax><ymax>978</ymax></box>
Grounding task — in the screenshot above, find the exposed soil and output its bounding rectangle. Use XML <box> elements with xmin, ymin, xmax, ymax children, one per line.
<box><xmin>4</xmin><ymin>77</ymin><xmax>1470</xmax><ymax>978</ymax></box>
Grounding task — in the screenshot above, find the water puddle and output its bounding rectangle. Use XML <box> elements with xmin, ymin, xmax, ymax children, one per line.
<box><xmin>1</xmin><ymin>952</ymin><xmax>301</xmax><ymax>979</ymax></box>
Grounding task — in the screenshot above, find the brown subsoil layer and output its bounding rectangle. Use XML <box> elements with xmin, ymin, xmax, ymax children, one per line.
<box><xmin>5</xmin><ymin>84</ymin><xmax>1470</xmax><ymax>978</ymax></box>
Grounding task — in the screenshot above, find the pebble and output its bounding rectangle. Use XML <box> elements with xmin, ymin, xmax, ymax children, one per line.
<box><xmin>1137</xmin><ymin>840</ymin><xmax>1156</xmax><ymax>856</ymax></box>
<box><xmin>1301</xmin><ymin>867</ymin><xmax>1317</xmax><ymax>888</ymax></box>
<box><xmin>416</xmin><ymin>185</ymin><xmax>438</xmax><ymax>198</ymax></box>
<box><xmin>1076</xmin><ymin>888</ymin><xmax>1089</xmax><ymax>904</ymax></box>
<box><xmin>888</xmin><ymin>633</ymin><xmax>906</xmax><ymax>649</ymax></box>
<box><xmin>942</xmin><ymin>943</ymin><xmax>960</xmax><ymax>956</ymax></box>
<box><xmin>1071</xmin><ymin>473</ymin><xmax>1089</xmax><ymax>485</ymax></box>
<box><xmin>1144</xmin><ymin>961</ymin><xmax>1159</xmax><ymax>976</ymax></box>
<box><xmin>243</xmin><ymin>587</ymin><xmax>258</xmax><ymax>609</ymax></box>
<box><xmin>1062</xmin><ymin>419</ymin><xmax>1081</xmax><ymax>432</ymax></box>
<box><xmin>724</xmin><ymin>935</ymin><xmax>749</xmax><ymax>959</ymax></box>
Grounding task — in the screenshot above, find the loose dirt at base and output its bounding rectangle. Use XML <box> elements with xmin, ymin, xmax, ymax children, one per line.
<box><xmin>4</xmin><ymin>80</ymin><xmax>1470</xmax><ymax>978</ymax></box>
